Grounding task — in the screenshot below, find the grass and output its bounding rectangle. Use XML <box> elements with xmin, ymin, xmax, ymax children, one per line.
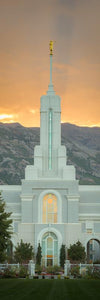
<box><xmin>0</xmin><ymin>279</ymin><xmax>100</xmax><ymax>300</ymax></box>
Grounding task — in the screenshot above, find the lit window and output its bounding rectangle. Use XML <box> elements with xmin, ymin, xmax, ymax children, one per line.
<box><xmin>87</xmin><ymin>229</ymin><xmax>92</xmax><ymax>234</ymax></box>
<box><xmin>43</xmin><ymin>194</ymin><xmax>57</xmax><ymax>223</ymax></box>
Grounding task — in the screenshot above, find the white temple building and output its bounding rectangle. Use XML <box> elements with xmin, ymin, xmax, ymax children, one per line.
<box><xmin>1</xmin><ymin>42</ymin><xmax>100</xmax><ymax>265</ymax></box>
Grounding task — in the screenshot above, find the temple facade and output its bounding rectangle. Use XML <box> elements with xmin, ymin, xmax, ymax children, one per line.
<box><xmin>1</xmin><ymin>42</ymin><xmax>100</xmax><ymax>265</ymax></box>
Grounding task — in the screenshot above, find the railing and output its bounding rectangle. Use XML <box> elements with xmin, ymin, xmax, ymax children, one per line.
<box><xmin>0</xmin><ymin>263</ymin><xmax>28</xmax><ymax>270</ymax></box>
<box><xmin>0</xmin><ymin>262</ymin><xmax>35</xmax><ymax>277</ymax></box>
<box><xmin>0</xmin><ymin>263</ymin><xmax>100</xmax><ymax>278</ymax></box>
<box><xmin>70</xmin><ymin>263</ymin><xmax>100</xmax><ymax>276</ymax></box>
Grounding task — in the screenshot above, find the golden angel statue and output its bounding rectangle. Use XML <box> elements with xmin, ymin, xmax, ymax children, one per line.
<box><xmin>49</xmin><ymin>40</ymin><xmax>54</xmax><ymax>55</ymax></box>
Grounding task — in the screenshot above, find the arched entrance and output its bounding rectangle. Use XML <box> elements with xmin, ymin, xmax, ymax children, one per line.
<box><xmin>42</xmin><ymin>232</ymin><xmax>58</xmax><ymax>266</ymax></box>
<box><xmin>87</xmin><ymin>239</ymin><xmax>100</xmax><ymax>263</ymax></box>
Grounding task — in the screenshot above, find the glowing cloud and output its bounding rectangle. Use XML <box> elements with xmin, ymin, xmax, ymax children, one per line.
<box><xmin>0</xmin><ymin>114</ymin><xmax>13</xmax><ymax>120</ymax></box>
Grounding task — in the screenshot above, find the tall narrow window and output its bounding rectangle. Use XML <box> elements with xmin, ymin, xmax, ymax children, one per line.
<box><xmin>42</xmin><ymin>232</ymin><xmax>58</xmax><ymax>266</ymax></box>
<box><xmin>43</xmin><ymin>194</ymin><xmax>57</xmax><ymax>223</ymax></box>
<box><xmin>48</xmin><ymin>109</ymin><xmax>52</xmax><ymax>170</ymax></box>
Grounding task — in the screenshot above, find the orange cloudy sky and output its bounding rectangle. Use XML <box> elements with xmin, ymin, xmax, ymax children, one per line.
<box><xmin>0</xmin><ymin>0</ymin><xmax>100</xmax><ymax>127</ymax></box>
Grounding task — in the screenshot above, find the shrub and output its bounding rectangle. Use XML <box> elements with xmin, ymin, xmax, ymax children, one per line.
<box><xmin>14</xmin><ymin>240</ymin><xmax>34</xmax><ymax>263</ymax></box>
<box><xmin>60</xmin><ymin>244</ymin><xmax>66</xmax><ymax>268</ymax></box>
<box><xmin>71</xmin><ymin>265</ymin><xmax>80</xmax><ymax>278</ymax></box>
<box><xmin>3</xmin><ymin>267</ymin><xmax>16</xmax><ymax>278</ymax></box>
<box><xmin>92</xmin><ymin>269</ymin><xmax>100</xmax><ymax>279</ymax></box>
<box><xmin>36</xmin><ymin>243</ymin><xmax>42</xmax><ymax>265</ymax></box>
<box><xmin>46</xmin><ymin>265</ymin><xmax>62</xmax><ymax>275</ymax></box>
<box><xmin>0</xmin><ymin>193</ymin><xmax>12</xmax><ymax>262</ymax></box>
<box><xmin>18</xmin><ymin>265</ymin><xmax>28</xmax><ymax>278</ymax></box>
<box><xmin>85</xmin><ymin>266</ymin><xmax>100</xmax><ymax>279</ymax></box>
<box><xmin>68</xmin><ymin>241</ymin><xmax>86</xmax><ymax>263</ymax></box>
<box><xmin>35</xmin><ymin>264</ymin><xmax>42</xmax><ymax>274</ymax></box>
<box><xmin>46</xmin><ymin>266</ymin><xmax>54</xmax><ymax>274</ymax></box>
<box><xmin>52</xmin><ymin>265</ymin><xmax>62</xmax><ymax>274</ymax></box>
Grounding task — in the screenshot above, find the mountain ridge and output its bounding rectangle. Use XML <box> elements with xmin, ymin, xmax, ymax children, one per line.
<box><xmin>0</xmin><ymin>122</ymin><xmax>100</xmax><ymax>185</ymax></box>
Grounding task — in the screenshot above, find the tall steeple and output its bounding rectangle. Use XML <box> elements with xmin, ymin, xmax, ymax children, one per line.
<box><xmin>25</xmin><ymin>41</ymin><xmax>75</xmax><ymax>181</ymax></box>
<box><xmin>39</xmin><ymin>40</ymin><xmax>62</xmax><ymax>175</ymax></box>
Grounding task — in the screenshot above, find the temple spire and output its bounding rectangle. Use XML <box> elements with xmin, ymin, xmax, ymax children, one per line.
<box><xmin>47</xmin><ymin>41</ymin><xmax>55</xmax><ymax>95</ymax></box>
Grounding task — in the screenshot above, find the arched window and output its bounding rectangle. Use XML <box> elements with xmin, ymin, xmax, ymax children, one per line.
<box><xmin>42</xmin><ymin>232</ymin><xmax>58</xmax><ymax>266</ymax></box>
<box><xmin>87</xmin><ymin>239</ymin><xmax>100</xmax><ymax>263</ymax></box>
<box><xmin>42</xmin><ymin>194</ymin><xmax>57</xmax><ymax>223</ymax></box>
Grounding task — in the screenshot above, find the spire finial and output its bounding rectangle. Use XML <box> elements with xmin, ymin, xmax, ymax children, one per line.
<box><xmin>49</xmin><ymin>40</ymin><xmax>56</xmax><ymax>55</ymax></box>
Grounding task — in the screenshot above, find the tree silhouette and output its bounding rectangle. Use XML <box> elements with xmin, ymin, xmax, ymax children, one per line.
<box><xmin>0</xmin><ymin>192</ymin><xmax>12</xmax><ymax>262</ymax></box>
<box><xmin>68</xmin><ymin>241</ymin><xmax>86</xmax><ymax>262</ymax></box>
<box><xmin>14</xmin><ymin>240</ymin><xmax>34</xmax><ymax>263</ymax></box>
<box><xmin>60</xmin><ymin>244</ymin><xmax>66</xmax><ymax>268</ymax></box>
<box><xmin>36</xmin><ymin>243</ymin><xmax>42</xmax><ymax>265</ymax></box>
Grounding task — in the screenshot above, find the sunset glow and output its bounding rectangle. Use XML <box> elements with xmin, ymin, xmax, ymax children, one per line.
<box><xmin>0</xmin><ymin>114</ymin><xmax>13</xmax><ymax>120</ymax></box>
<box><xmin>0</xmin><ymin>0</ymin><xmax>100</xmax><ymax>128</ymax></box>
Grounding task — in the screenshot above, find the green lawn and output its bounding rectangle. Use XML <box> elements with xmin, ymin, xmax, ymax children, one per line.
<box><xmin>0</xmin><ymin>279</ymin><xmax>100</xmax><ymax>300</ymax></box>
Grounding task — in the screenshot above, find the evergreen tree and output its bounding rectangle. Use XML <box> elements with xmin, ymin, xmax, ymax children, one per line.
<box><xmin>0</xmin><ymin>192</ymin><xmax>12</xmax><ymax>262</ymax></box>
<box><xmin>60</xmin><ymin>244</ymin><xmax>66</xmax><ymax>268</ymax></box>
<box><xmin>14</xmin><ymin>239</ymin><xmax>34</xmax><ymax>263</ymax></box>
<box><xmin>68</xmin><ymin>241</ymin><xmax>86</xmax><ymax>262</ymax></box>
<box><xmin>36</xmin><ymin>243</ymin><xmax>42</xmax><ymax>265</ymax></box>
